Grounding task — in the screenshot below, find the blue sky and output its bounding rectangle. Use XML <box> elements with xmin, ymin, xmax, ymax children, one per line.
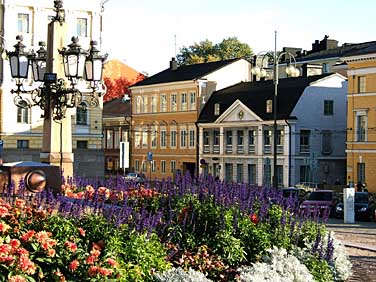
<box><xmin>101</xmin><ymin>0</ymin><xmax>376</xmax><ymax>75</ymax></box>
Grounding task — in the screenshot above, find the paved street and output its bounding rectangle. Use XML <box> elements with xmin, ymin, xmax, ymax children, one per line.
<box><xmin>325</xmin><ymin>219</ymin><xmax>376</xmax><ymax>282</ymax></box>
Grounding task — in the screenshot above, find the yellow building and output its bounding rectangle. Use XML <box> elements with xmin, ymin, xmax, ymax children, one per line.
<box><xmin>129</xmin><ymin>58</ymin><xmax>252</xmax><ymax>180</ymax></box>
<box><xmin>344</xmin><ymin>46</ymin><xmax>376</xmax><ymax>192</ymax></box>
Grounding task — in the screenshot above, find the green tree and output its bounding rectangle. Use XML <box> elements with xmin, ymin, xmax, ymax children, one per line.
<box><xmin>177</xmin><ymin>37</ymin><xmax>253</xmax><ymax>66</ymax></box>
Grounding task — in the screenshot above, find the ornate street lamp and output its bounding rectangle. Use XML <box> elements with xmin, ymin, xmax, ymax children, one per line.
<box><xmin>251</xmin><ymin>31</ymin><xmax>300</xmax><ymax>189</ymax></box>
<box><xmin>4</xmin><ymin>0</ymin><xmax>107</xmax><ymax>178</ymax></box>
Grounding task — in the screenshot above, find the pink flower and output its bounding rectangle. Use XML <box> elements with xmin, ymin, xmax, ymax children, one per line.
<box><xmin>21</xmin><ymin>230</ymin><xmax>35</xmax><ymax>242</ymax></box>
<box><xmin>69</xmin><ymin>260</ymin><xmax>80</xmax><ymax>272</ymax></box>
<box><xmin>18</xmin><ymin>255</ymin><xmax>36</xmax><ymax>275</ymax></box>
<box><xmin>98</xmin><ymin>267</ymin><xmax>113</xmax><ymax>276</ymax></box>
<box><xmin>64</xmin><ymin>241</ymin><xmax>77</xmax><ymax>252</ymax></box>
<box><xmin>15</xmin><ymin>199</ymin><xmax>26</xmax><ymax>208</ymax></box>
<box><xmin>86</xmin><ymin>255</ymin><xmax>96</xmax><ymax>265</ymax></box>
<box><xmin>0</xmin><ymin>244</ymin><xmax>11</xmax><ymax>255</ymax></box>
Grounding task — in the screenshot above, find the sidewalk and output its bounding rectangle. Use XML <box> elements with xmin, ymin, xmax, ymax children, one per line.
<box><xmin>325</xmin><ymin>218</ymin><xmax>376</xmax><ymax>282</ymax></box>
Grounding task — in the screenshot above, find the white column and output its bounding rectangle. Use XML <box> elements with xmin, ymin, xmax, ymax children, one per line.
<box><xmin>257</xmin><ymin>125</ymin><xmax>264</xmax><ymax>186</ymax></box>
<box><xmin>198</xmin><ymin>127</ymin><xmax>204</xmax><ymax>174</ymax></box>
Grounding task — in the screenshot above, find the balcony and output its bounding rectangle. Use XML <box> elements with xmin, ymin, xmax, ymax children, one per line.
<box><xmin>248</xmin><ymin>144</ymin><xmax>255</xmax><ymax>154</ymax></box>
<box><xmin>300</xmin><ymin>145</ymin><xmax>310</xmax><ymax>154</ymax></box>
<box><xmin>226</xmin><ymin>144</ymin><xmax>233</xmax><ymax>153</ymax></box>
<box><xmin>264</xmin><ymin>145</ymin><xmax>272</xmax><ymax>154</ymax></box>
<box><xmin>237</xmin><ymin>145</ymin><xmax>244</xmax><ymax>154</ymax></box>
<box><xmin>213</xmin><ymin>145</ymin><xmax>220</xmax><ymax>153</ymax></box>
<box><xmin>203</xmin><ymin>144</ymin><xmax>210</xmax><ymax>153</ymax></box>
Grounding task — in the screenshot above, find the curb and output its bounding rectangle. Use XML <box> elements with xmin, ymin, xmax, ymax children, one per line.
<box><xmin>344</xmin><ymin>242</ymin><xmax>376</xmax><ymax>252</ymax></box>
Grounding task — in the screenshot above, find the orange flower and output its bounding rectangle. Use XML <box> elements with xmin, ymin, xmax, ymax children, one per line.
<box><xmin>47</xmin><ymin>248</ymin><xmax>56</xmax><ymax>257</ymax></box>
<box><xmin>88</xmin><ymin>265</ymin><xmax>98</xmax><ymax>277</ymax></box>
<box><xmin>21</xmin><ymin>230</ymin><xmax>35</xmax><ymax>242</ymax></box>
<box><xmin>98</xmin><ymin>267</ymin><xmax>113</xmax><ymax>276</ymax></box>
<box><xmin>8</xmin><ymin>275</ymin><xmax>27</xmax><ymax>282</ymax></box>
<box><xmin>15</xmin><ymin>199</ymin><xmax>26</xmax><ymax>209</ymax></box>
<box><xmin>35</xmin><ymin>231</ymin><xmax>51</xmax><ymax>243</ymax></box>
<box><xmin>106</xmin><ymin>258</ymin><xmax>117</xmax><ymax>267</ymax></box>
<box><xmin>69</xmin><ymin>260</ymin><xmax>80</xmax><ymax>272</ymax></box>
<box><xmin>249</xmin><ymin>213</ymin><xmax>259</xmax><ymax>224</ymax></box>
<box><xmin>90</xmin><ymin>249</ymin><xmax>101</xmax><ymax>258</ymax></box>
<box><xmin>18</xmin><ymin>255</ymin><xmax>36</xmax><ymax>275</ymax></box>
<box><xmin>78</xmin><ymin>228</ymin><xmax>86</xmax><ymax>237</ymax></box>
<box><xmin>0</xmin><ymin>206</ymin><xmax>9</xmax><ymax>217</ymax></box>
<box><xmin>86</xmin><ymin>255</ymin><xmax>96</xmax><ymax>265</ymax></box>
<box><xmin>64</xmin><ymin>241</ymin><xmax>77</xmax><ymax>252</ymax></box>
<box><xmin>0</xmin><ymin>222</ymin><xmax>11</xmax><ymax>233</ymax></box>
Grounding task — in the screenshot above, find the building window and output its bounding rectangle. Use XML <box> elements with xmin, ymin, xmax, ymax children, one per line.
<box><xmin>151</xmin><ymin>160</ymin><xmax>156</xmax><ymax>172</ymax></box>
<box><xmin>236</xmin><ymin>164</ymin><xmax>243</xmax><ymax>183</ymax></box>
<box><xmin>136</xmin><ymin>96</ymin><xmax>141</xmax><ymax>113</ymax></box>
<box><xmin>134</xmin><ymin>130</ymin><xmax>141</xmax><ymax>148</ymax></box>
<box><xmin>142</xmin><ymin>128</ymin><xmax>148</xmax><ymax>148</ymax></box>
<box><xmin>170</xmin><ymin>129</ymin><xmax>177</xmax><ymax>147</ymax></box>
<box><xmin>226</xmin><ymin>131</ymin><xmax>232</xmax><ymax>145</ymax></box>
<box><xmin>17</xmin><ymin>107</ymin><xmax>30</xmax><ymax>124</ymax></box>
<box><xmin>180</xmin><ymin>129</ymin><xmax>187</xmax><ymax>148</ymax></box>
<box><xmin>189</xmin><ymin>92</ymin><xmax>196</xmax><ymax>110</ymax></box>
<box><xmin>114</xmin><ymin>129</ymin><xmax>120</xmax><ymax>149</ymax></box>
<box><xmin>106</xmin><ymin>129</ymin><xmax>114</xmax><ymax>149</ymax></box>
<box><xmin>225</xmin><ymin>163</ymin><xmax>233</xmax><ymax>182</ymax></box>
<box><xmin>160</xmin><ymin>95</ymin><xmax>167</xmax><ymax>112</ymax></box>
<box><xmin>203</xmin><ymin>131</ymin><xmax>209</xmax><ymax>145</ymax></box>
<box><xmin>77</xmin><ymin>18</ymin><xmax>88</xmax><ymax>37</ymax></box>
<box><xmin>160</xmin><ymin>129</ymin><xmax>167</xmax><ymax>148</ymax></box>
<box><xmin>263</xmin><ymin>164</ymin><xmax>271</xmax><ymax>186</ymax></box>
<box><xmin>323</xmin><ymin>63</ymin><xmax>330</xmax><ymax>73</ymax></box>
<box><xmin>263</xmin><ymin>130</ymin><xmax>272</xmax><ymax>145</ymax></box>
<box><xmin>300</xmin><ymin>130</ymin><xmax>310</xmax><ymax>153</ymax></box>
<box><xmin>358</xmin><ymin>76</ymin><xmax>366</xmax><ymax>93</ymax></box>
<box><xmin>213</xmin><ymin>130</ymin><xmax>220</xmax><ymax>146</ymax></box>
<box><xmin>151</xmin><ymin>127</ymin><xmax>157</xmax><ymax>148</ymax></box>
<box><xmin>189</xmin><ymin>129</ymin><xmax>195</xmax><ymax>148</ymax></box>
<box><xmin>300</xmin><ymin>165</ymin><xmax>310</xmax><ymax>183</ymax></box>
<box><xmin>171</xmin><ymin>94</ymin><xmax>177</xmax><ymax>112</ymax></box>
<box><xmin>17</xmin><ymin>13</ymin><xmax>29</xmax><ymax>33</ymax></box>
<box><xmin>170</xmin><ymin>160</ymin><xmax>176</xmax><ymax>173</ymax></box>
<box><xmin>161</xmin><ymin>160</ymin><xmax>166</xmax><ymax>173</ymax></box>
<box><xmin>17</xmin><ymin>140</ymin><xmax>29</xmax><ymax>149</ymax></box>
<box><xmin>237</xmin><ymin>130</ymin><xmax>244</xmax><ymax>145</ymax></box>
<box><xmin>357</xmin><ymin>162</ymin><xmax>365</xmax><ymax>184</ymax></box>
<box><xmin>248</xmin><ymin>164</ymin><xmax>256</xmax><ymax>184</ymax></box>
<box><xmin>134</xmin><ymin>159</ymin><xmax>139</xmax><ymax>172</ymax></box>
<box><xmin>142</xmin><ymin>161</ymin><xmax>147</xmax><ymax>172</ymax></box>
<box><xmin>77</xmin><ymin>140</ymin><xmax>88</xmax><ymax>149</ymax></box>
<box><xmin>322</xmin><ymin>130</ymin><xmax>332</xmax><ymax>154</ymax></box>
<box><xmin>324</xmin><ymin>100</ymin><xmax>334</xmax><ymax>116</ymax></box>
<box><xmin>214</xmin><ymin>103</ymin><xmax>220</xmax><ymax>116</ymax></box>
<box><xmin>277</xmin><ymin>130</ymin><xmax>284</xmax><ymax>145</ymax></box>
<box><xmin>356</xmin><ymin>114</ymin><xmax>367</xmax><ymax>142</ymax></box>
<box><xmin>181</xmin><ymin>93</ymin><xmax>187</xmax><ymax>111</ymax></box>
<box><xmin>142</xmin><ymin>96</ymin><xmax>148</xmax><ymax>113</ymax></box>
<box><xmin>76</xmin><ymin>103</ymin><xmax>88</xmax><ymax>125</ymax></box>
<box><xmin>151</xmin><ymin>96</ymin><xmax>157</xmax><ymax>112</ymax></box>
<box><xmin>248</xmin><ymin>130</ymin><xmax>255</xmax><ymax>145</ymax></box>
<box><xmin>266</xmin><ymin>99</ymin><xmax>273</xmax><ymax>113</ymax></box>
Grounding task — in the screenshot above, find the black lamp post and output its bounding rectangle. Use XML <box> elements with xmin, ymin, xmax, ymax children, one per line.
<box><xmin>251</xmin><ymin>31</ymin><xmax>299</xmax><ymax>189</ymax></box>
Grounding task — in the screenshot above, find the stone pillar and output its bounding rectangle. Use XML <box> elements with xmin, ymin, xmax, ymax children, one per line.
<box><xmin>39</xmin><ymin>20</ymin><xmax>74</xmax><ymax>178</ymax></box>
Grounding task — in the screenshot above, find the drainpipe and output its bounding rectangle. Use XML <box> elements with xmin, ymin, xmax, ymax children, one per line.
<box><xmin>286</xmin><ymin>119</ymin><xmax>292</xmax><ymax>187</ymax></box>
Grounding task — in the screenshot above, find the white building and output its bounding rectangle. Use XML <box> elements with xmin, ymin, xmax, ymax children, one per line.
<box><xmin>0</xmin><ymin>0</ymin><xmax>105</xmax><ymax>177</ymax></box>
<box><xmin>197</xmin><ymin>73</ymin><xmax>347</xmax><ymax>187</ymax></box>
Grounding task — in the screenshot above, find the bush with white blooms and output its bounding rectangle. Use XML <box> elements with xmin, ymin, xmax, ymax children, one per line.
<box><xmin>154</xmin><ymin>267</ymin><xmax>213</xmax><ymax>282</ymax></box>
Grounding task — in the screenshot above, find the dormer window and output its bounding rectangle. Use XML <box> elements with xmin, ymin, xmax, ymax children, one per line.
<box><xmin>214</xmin><ymin>103</ymin><xmax>220</xmax><ymax>116</ymax></box>
<box><xmin>266</xmin><ymin>99</ymin><xmax>273</xmax><ymax>113</ymax></box>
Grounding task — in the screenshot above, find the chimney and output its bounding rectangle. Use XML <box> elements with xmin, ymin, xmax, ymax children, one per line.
<box><xmin>302</xmin><ymin>63</ymin><xmax>323</xmax><ymax>77</ymax></box>
<box><xmin>170</xmin><ymin>57</ymin><xmax>178</xmax><ymax>71</ymax></box>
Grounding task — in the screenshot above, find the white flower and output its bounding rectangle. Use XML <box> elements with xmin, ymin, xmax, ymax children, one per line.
<box><xmin>239</xmin><ymin>246</ymin><xmax>314</xmax><ymax>282</ymax></box>
<box><xmin>154</xmin><ymin>267</ymin><xmax>213</xmax><ymax>282</ymax></box>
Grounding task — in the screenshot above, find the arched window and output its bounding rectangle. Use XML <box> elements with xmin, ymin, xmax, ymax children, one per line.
<box><xmin>76</xmin><ymin>102</ymin><xmax>88</xmax><ymax>125</ymax></box>
<box><xmin>17</xmin><ymin>107</ymin><xmax>30</xmax><ymax>124</ymax></box>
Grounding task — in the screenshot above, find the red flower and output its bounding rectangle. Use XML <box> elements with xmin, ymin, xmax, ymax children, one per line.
<box><xmin>86</xmin><ymin>255</ymin><xmax>96</xmax><ymax>265</ymax></box>
<box><xmin>69</xmin><ymin>260</ymin><xmax>80</xmax><ymax>272</ymax></box>
<box><xmin>10</xmin><ymin>239</ymin><xmax>21</xmax><ymax>250</ymax></box>
<box><xmin>64</xmin><ymin>241</ymin><xmax>77</xmax><ymax>252</ymax></box>
<box><xmin>250</xmin><ymin>213</ymin><xmax>259</xmax><ymax>224</ymax></box>
<box><xmin>98</xmin><ymin>267</ymin><xmax>113</xmax><ymax>276</ymax></box>
<box><xmin>21</xmin><ymin>230</ymin><xmax>35</xmax><ymax>242</ymax></box>
<box><xmin>0</xmin><ymin>243</ymin><xmax>11</xmax><ymax>255</ymax></box>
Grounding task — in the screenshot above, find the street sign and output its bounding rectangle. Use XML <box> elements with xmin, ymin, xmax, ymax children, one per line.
<box><xmin>147</xmin><ymin>151</ymin><xmax>153</xmax><ymax>162</ymax></box>
<box><xmin>119</xmin><ymin>142</ymin><xmax>129</xmax><ymax>169</ymax></box>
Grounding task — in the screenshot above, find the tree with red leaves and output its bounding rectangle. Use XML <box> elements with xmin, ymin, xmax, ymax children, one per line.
<box><xmin>103</xmin><ymin>74</ymin><xmax>145</xmax><ymax>102</ymax></box>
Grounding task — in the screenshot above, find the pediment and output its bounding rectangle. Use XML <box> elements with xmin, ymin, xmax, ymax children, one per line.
<box><xmin>215</xmin><ymin>100</ymin><xmax>262</xmax><ymax>123</ymax></box>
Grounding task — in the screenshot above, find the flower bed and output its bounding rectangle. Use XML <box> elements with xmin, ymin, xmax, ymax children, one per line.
<box><xmin>0</xmin><ymin>174</ymin><xmax>352</xmax><ymax>281</ymax></box>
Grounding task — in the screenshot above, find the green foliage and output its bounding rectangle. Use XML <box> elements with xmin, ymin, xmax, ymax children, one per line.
<box><xmin>176</xmin><ymin>37</ymin><xmax>253</xmax><ymax>65</ymax></box>
<box><xmin>303</xmin><ymin>255</ymin><xmax>334</xmax><ymax>282</ymax></box>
